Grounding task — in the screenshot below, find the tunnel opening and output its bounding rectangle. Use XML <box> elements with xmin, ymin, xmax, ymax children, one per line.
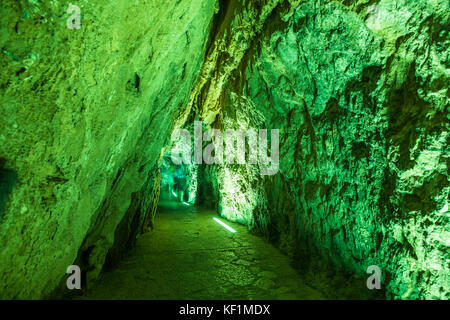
<box><xmin>0</xmin><ymin>0</ymin><xmax>447</xmax><ymax>302</ymax></box>
<box><xmin>70</xmin><ymin>122</ymin><xmax>386</xmax><ymax>300</ymax></box>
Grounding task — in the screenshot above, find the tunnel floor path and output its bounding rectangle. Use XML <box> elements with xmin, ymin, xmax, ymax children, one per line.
<box><xmin>78</xmin><ymin>199</ymin><xmax>326</xmax><ymax>299</ymax></box>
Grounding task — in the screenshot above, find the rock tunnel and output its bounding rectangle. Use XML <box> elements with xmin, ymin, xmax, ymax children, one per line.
<box><xmin>0</xmin><ymin>0</ymin><xmax>448</xmax><ymax>300</ymax></box>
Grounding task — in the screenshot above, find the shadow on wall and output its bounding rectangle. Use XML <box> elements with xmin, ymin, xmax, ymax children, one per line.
<box><xmin>0</xmin><ymin>158</ymin><xmax>18</xmax><ymax>215</ymax></box>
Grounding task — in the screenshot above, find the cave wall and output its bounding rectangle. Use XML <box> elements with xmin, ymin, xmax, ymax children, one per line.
<box><xmin>195</xmin><ymin>0</ymin><xmax>449</xmax><ymax>299</ymax></box>
<box><xmin>0</xmin><ymin>0</ymin><xmax>217</xmax><ymax>299</ymax></box>
<box><xmin>0</xmin><ymin>0</ymin><xmax>447</xmax><ymax>300</ymax></box>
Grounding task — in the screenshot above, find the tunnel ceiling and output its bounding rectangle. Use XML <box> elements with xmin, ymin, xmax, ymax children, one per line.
<box><xmin>0</xmin><ymin>0</ymin><xmax>448</xmax><ymax>299</ymax></box>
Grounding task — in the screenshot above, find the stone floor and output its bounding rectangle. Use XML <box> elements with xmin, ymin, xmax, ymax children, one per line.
<box><xmin>77</xmin><ymin>198</ymin><xmax>326</xmax><ymax>300</ymax></box>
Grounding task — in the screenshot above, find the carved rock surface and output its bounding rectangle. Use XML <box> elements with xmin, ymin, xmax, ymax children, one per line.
<box><xmin>198</xmin><ymin>0</ymin><xmax>449</xmax><ymax>299</ymax></box>
<box><xmin>0</xmin><ymin>0</ymin><xmax>217</xmax><ymax>299</ymax></box>
<box><xmin>0</xmin><ymin>0</ymin><xmax>448</xmax><ymax>300</ymax></box>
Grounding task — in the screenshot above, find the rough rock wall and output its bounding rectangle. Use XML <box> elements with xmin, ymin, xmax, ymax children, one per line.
<box><xmin>195</xmin><ymin>0</ymin><xmax>449</xmax><ymax>299</ymax></box>
<box><xmin>0</xmin><ymin>0</ymin><xmax>217</xmax><ymax>299</ymax></box>
<box><xmin>0</xmin><ymin>0</ymin><xmax>447</xmax><ymax>300</ymax></box>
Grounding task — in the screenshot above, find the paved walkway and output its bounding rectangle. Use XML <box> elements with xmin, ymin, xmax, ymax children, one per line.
<box><xmin>78</xmin><ymin>199</ymin><xmax>325</xmax><ymax>299</ymax></box>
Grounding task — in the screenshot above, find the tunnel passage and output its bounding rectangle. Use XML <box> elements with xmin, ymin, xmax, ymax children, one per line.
<box><xmin>160</xmin><ymin>146</ymin><xmax>198</xmax><ymax>206</ymax></box>
<box><xmin>74</xmin><ymin>125</ymin><xmax>384</xmax><ymax>300</ymax></box>
<box><xmin>0</xmin><ymin>0</ymin><xmax>447</xmax><ymax>300</ymax></box>
<box><xmin>77</xmin><ymin>176</ymin><xmax>376</xmax><ymax>300</ymax></box>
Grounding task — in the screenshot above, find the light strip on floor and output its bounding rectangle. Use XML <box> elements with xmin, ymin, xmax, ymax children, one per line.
<box><xmin>213</xmin><ymin>217</ymin><xmax>237</xmax><ymax>233</ymax></box>
<box><xmin>182</xmin><ymin>202</ymin><xmax>190</xmax><ymax>206</ymax></box>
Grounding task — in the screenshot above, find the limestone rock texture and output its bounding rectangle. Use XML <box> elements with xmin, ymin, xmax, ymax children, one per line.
<box><xmin>0</xmin><ymin>0</ymin><xmax>217</xmax><ymax>298</ymax></box>
<box><xmin>0</xmin><ymin>0</ymin><xmax>448</xmax><ymax>300</ymax></box>
<box><xmin>193</xmin><ymin>0</ymin><xmax>449</xmax><ymax>299</ymax></box>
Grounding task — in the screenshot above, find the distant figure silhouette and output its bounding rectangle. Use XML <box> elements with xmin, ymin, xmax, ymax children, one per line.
<box><xmin>174</xmin><ymin>165</ymin><xmax>187</xmax><ymax>202</ymax></box>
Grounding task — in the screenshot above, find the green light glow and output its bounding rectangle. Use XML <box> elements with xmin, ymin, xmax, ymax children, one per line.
<box><xmin>213</xmin><ymin>217</ymin><xmax>237</xmax><ymax>233</ymax></box>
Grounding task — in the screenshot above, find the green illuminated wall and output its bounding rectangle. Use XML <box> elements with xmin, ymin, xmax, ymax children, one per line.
<box><xmin>0</xmin><ymin>0</ymin><xmax>217</xmax><ymax>299</ymax></box>
<box><xmin>195</xmin><ymin>0</ymin><xmax>449</xmax><ymax>299</ymax></box>
<box><xmin>0</xmin><ymin>0</ymin><xmax>448</xmax><ymax>300</ymax></box>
